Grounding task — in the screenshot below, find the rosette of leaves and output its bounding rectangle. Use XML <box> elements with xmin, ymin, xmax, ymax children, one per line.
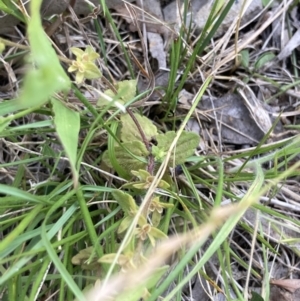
<box><xmin>102</xmin><ymin>111</ymin><xmax>200</xmax><ymax>178</ymax></box>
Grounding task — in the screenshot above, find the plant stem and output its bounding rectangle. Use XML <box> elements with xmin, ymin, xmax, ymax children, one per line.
<box><xmin>126</xmin><ymin>108</ymin><xmax>155</xmax><ymax>175</ymax></box>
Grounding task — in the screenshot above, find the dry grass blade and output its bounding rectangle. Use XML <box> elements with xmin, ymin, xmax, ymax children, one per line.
<box><xmin>237</xmin><ymin>86</ymin><xmax>272</xmax><ymax>134</ymax></box>
<box><xmin>84</xmin><ymin>203</ymin><xmax>245</xmax><ymax>301</ymax></box>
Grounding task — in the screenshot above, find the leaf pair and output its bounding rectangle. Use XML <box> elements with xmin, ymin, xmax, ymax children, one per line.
<box><xmin>103</xmin><ymin>113</ymin><xmax>200</xmax><ymax>178</ymax></box>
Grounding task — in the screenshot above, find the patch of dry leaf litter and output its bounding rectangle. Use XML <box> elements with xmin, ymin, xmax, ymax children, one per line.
<box><xmin>1</xmin><ymin>0</ymin><xmax>300</xmax><ymax>301</ymax></box>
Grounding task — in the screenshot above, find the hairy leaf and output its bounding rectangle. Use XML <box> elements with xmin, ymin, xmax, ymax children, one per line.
<box><xmin>155</xmin><ymin>131</ymin><xmax>200</xmax><ymax>165</ymax></box>
<box><xmin>115</xmin><ymin>140</ymin><xmax>149</xmax><ymax>173</ymax></box>
<box><xmin>120</xmin><ymin>113</ymin><xmax>157</xmax><ymax>142</ymax></box>
<box><xmin>102</xmin><ymin>140</ymin><xmax>149</xmax><ymax>177</ymax></box>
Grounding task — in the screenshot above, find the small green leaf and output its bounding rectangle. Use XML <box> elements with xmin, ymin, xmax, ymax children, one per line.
<box><xmin>118</xmin><ymin>214</ymin><xmax>146</xmax><ymax>234</ymax></box>
<box><xmin>118</xmin><ymin>216</ymin><xmax>134</xmax><ymax>234</ymax></box>
<box><xmin>71</xmin><ymin>247</ymin><xmax>93</xmax><ymax>265</ymax></box>
<box><xmin>131</xmin><ymin>170</ymin><xmax>170</xmax><ymax>190</ymax></box>
<box><xmin>150</xmin><ymin>226</ymin><xmax>168</xmax><ymax>240</ymax></box>
<box><xmin>250</xmin><ymin>291</ymin><xmax>264</xmax><ymax>301</ymax></box>
<box><xmin>51</xmin><ymin>98</ymin><xmax>80</xmax><ymax>186</ymax></box>
<box><xmin>71</xmin><ymin>246</ymin><xmax>100</xmax><ymax>270</ymax></box>
<box><xmin>120</xmin><ymin>113</ymin><xmax>158</xmax><ymax>142</ymax></box>
<box><xmin>83</xmin><ymin>62</ymin><xmax>102</xmax><ymax>79</ymax></box>
<box><xmin>132</xmin><ymin>182</ymin><xmax>150</xmax><ymax>190</ymax></box>
<box><xmin>155</xmin><ymin>131</ymin><xmax>200</xmax><ymax>165</ymax></box>
<box><xmin>112</xmin><ymin>190</ymin><xmax>138</xmax><ymax>215</ymax></box>
<box><xmin>157</xmin><ymin>179</ymin><xmax>170</xmax><ymax>189</ymax></box>
<box><xmin>152</xmin><ymin>210</ymin><xmax>161</xmax><ymax>227</ymax></box>
<box><xmin>255</xmin><ymin>52</ymin><xmax>275</xmax><ymax>69</ymax></box>
<box><xmin>131</xmin><ymin>169</ymin><xmax>150</xmax><ymax>181</ymax></box>
<box><xmin>239</xmin><ymin>49</ymin><xmax>249</xmax><ymax>68</ymax></box>
<box><xmin>98</xmin><ymin>253</ymin><xmax>120</xmax><ymax>264</ymax></box>
<box><xmin>0</xmin><ymin>41</ymin><xmax>5</xmax><ymax>54</ymax></box>
<box><xmin>152</xmin><ymin>145</ymin><xmax>166</xmax><ymax>161</ymax></box>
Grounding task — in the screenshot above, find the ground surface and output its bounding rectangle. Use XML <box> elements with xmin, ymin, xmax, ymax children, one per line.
<box><xmin>1</xmin><ymin>1</ymin><xmax>300</xmax><ymax>301</ymax></box>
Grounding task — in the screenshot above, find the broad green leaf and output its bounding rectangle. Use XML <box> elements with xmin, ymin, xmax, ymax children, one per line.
<box><xmin>116</xmin><ymin>140</ymin><xmax>149</xmax><ymax>171</ymax></box>
<box><xmin>155</xmin><ymin>131</ymin><xmax>200</xmax><ymax>165</ymax></box>
<box><xmin>97</xmin><ymin>88</ymin><xmax>116</xmax><ymax>102</ymax></box>
<box><xmin>101</xmin><ymin>150</ymin><xmax>113</xmax><ymax>169</ymax></box>
<box><xmin>97</xmin><ymin>88</ymin><xmax>125</xmax><ymax>111</ymax></box>
<box><xmin>16</xmin><ymin>0</ymin><xmax>70</xmax><ymax>111</ymax></box>
<box><xmin>120</xmin><ymin>113</ymin><xmax>158</xmax><ymax>142</ymax></box>
<box><xmin>103</xmin><ymin>140</ymin><xmax>149</xmax><ymax>176</ymax></box>
<box><xmin>51</xmin><ymin>98</ymin><xmax>80</xmax><ymax>186</ymax></box>
<box><xmin>117</xmin><ymin>79</ymin><xmax>137</xmax><ymax>103</ymax></box>
<box><xmin>255</xmin><ymin>52</ymin><xmax>275</xmax><ymax>69</ymax></box>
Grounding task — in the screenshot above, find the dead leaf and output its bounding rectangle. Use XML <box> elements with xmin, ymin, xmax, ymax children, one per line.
<box><xmin>278</xmin><ymin>28</ymin><xmax>300</xmax><ymax>61</ymax></box>
<box><xmin>237</xmin><ymin>87</ymin><xmax>272</xmax><ymax>134</ymax></box>
<box><xmin>198</xmin><ymin>94</ymin><xmax>265</xmax><ymax>145</ymax></box>
<box><xmin>147</xmin><ymin>32</ymin><xmax>167</xmax><ymax>69</ymax></box>
<box><xmin>270</xmin><ymin>279</ymin><xmax>300</xmax><ymax>293</ymax></box>
<box><xmin>270</xmin><ymin>285</ymin><xmax>293</xmax><ymax>301</ymax></box>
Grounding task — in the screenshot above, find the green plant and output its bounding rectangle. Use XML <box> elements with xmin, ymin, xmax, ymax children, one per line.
<box><xmin>1</xmin><ymin>0</ymin><xmax>300</xmax><ymax>300</ymax></box>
